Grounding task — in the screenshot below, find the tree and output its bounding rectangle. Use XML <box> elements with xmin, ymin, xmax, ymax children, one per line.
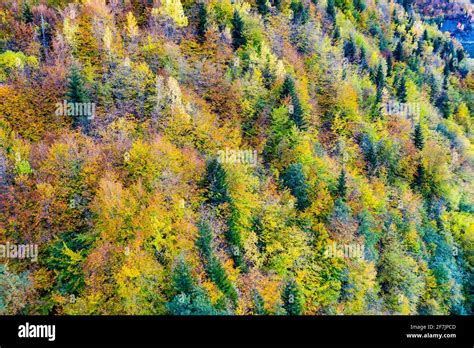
<box><xmin>281</xmin><ymin>75</ymin><xmax>306</xmax><ymax>129</ymax></box>
<box><xmin>361</xmin><ymin>135</ymin><xmax>378</xmax><ymax>177</ymax></box>
<box><xmin>413</xmin><ymin>162</ymin><xmax>426</xmax><ymax>193</ymax></box>
<box><xmin>167</xmin><ymin>257</ymin><xmax>221</xmax><ymax>315</ymax></box>
<box><xmin>252</xmin><ymin>289</ymin><xmax>268</xmax><ymax>314</ymax></box>
<box><xmin>394</xmin><ymin>41</ymin><xmax>404</xmax><ymax>61</ymax></box>
<box><xmin>231</xmin><ymin>10</ymin><xmax>246</xmax><ymax>50</ymax></box>
<box><xmin>413</xmin><ymin>123</ymin><xmax>424</xmax><ymax>150</ymax></box>
<box><xmin>273</xmin><ymin>0</ymin><xmax>283</xmax><ymax>12</ymax></box>
<box><xmin>344</xmin><ymin>37</ymin><xmax>357</xmax><ymax>63</ymax></box>
<box><xmin>327</xmin><ymin>0</ymin><xmax>336</xmax><ymax>20</ymax></box>
<box><xmin>397</xmin><ymin>76</ymin><xmax>408</xmax><ymax>103</ymax></box>
<box><xmin>290</xmin><ymin>0</ymin><xmax>309</xmax><ymax>24</ymax></box>
<box><xmin>386</xmin><ymin>54</ymin><xmax>393</xmax><ymax>77</ymax></box>
<box><xmin>257</xmin><ymin>0</ymin><xmax>269</xmax><ymax>17</ymax></box>
<box><xmin>282</xmin><ymin>279</ymin><xmax>303</xmax><ymax>315</ymax></box>
<box><xmin>354</xmin><ymin>0</ymin><xmax>366</xmax><ymax>12</ymax></box>
<box><xmin>336</xmin><ymin>168</ymin><xmax>347</xmax><ymax>200</ymax></box>
<box><xmin>197</xmin><ymin>3</ymin><xmax>208</xmax><ymax>42</ymax></box>
<box><xmin>282</xmin><ymin>163</ymin><xmax>310</xmax><ymax>210</ymax></box>
<box><xmin>65</xmin><ymin>65</ymin><xmax>91</xmax><ymax>130</ymax></box>
<box><xmin>202</xmin><ymin>159</ymin><xmax>229</xmax><ymax>205</ymax></box>
<box><xmin>22</xmin><ymin>1</ymin><xmax>33</xmax><ymax>23</ymax></box>
<box><xmin>172</xmin><ymin>257</ymin><xmax>195</xmax><ymax>295</ymax></box>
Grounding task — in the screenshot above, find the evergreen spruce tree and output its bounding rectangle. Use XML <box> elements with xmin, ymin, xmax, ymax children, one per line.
<box><xmin>397</xmin><ymin>76</ymin><xmax>408</xmax><ymax>103</ymax></box>
<box><xmin>66</xmin><ymin>65</ymin><xmax>90</xmax><ymax>130</ymax></box>
<box><xmin>196</xmin><ymin>3</ymin><xmax>208</xmax><ymax>43</ymax></box>
<box><xmin>252</xmin><ymin>289</ymin><xmax>268</xmax><ymax>315</ymax></box>
<box><xmin>282</xmin><ymin>279</ymin><xmax>303</xmax><ymax>315</ymax></box>
<box><xmin>337</xmin><ymin>168</ymin><xmax>347</xmax><ymax>201</ymax></box>
<box><xmin>413</xmin><ymin>162</ymin><xmax>426</xmax><ymax>193</ymax></box>
<box><xmin>172</xmin><ymin>257</ymin><xmax>195</xmax><ymax>295</ymax></box>
<box><xmin>231</xmin><ymin>10</ymin><xmax>246</xmax><ymax>50</ymax></box>
<box><xmin>290</xmin><ymin>0</ymin><xmax>309</xmax><ymax>24</ymax></box>
<box><xmin>327</xmin><ymin>0</ymin><xmax>336</xmax><ymax>20</ymax></box>
<box><xmin>333</xmin><ymin>24</ymin><xmax>341</xmax><ymax>43</ymax></box>
<box><xmin>22</xmin><ymin>1</ymin><xmax>33</xmax><ymax>23</ymax></box>
<box><xmin>256</xmin><ymin>0</ymin><xmax>269</xmax><ymax>16</ymax></box>
<box><xmin>282</xmin><ymin>163</ymin><xmax>310</xmax><ymax>210</ymax></box>
<box><xmin>354</xmin><ymin>0</ymin><xmax>366</xmax><ymax>12</ymax></box>
<box><xmin>413</xmin><ymin>123</ymin><xmax>424</xmax><ymax>150</ymax></box>
<box><xmin>203</xmin><ymin>158</ymin><xmax>229</xmax><ymax>205</ymax></box>
<box><xmin>344</xmin><ymin>37</ymin><xmax>357</xmax><ymax>62</ymax></box>
<box><xmin>281</xmin><ymin>75</ymin><xmax>306</xmax><ymax>130</ymax></box>
<box><xmin>362</xmin><ymin>135</ymin><xmax>378</xmax><ymax>177</ymax></box>
<box><xmin>273</xmin><ymin>0</ymin><xmax>283</xmax><ymax>12</ymax></box>
<box><xmin>386</xmin><ymin>54</ymin><xmax>393</xmax><ymax>77</ymax></box>
<box><xmin>394</xmin><ymin>41</ymin><xmax>404</xmax><ymax>61</ymax></box>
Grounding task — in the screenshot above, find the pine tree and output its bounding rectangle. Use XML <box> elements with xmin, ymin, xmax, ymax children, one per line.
<box><xmin>413</xmin><ymin>162</ymin><xmax>425</xmax><ymax>193</ymax></box>
<box><xmin>252</xmin><ymin>289</ymin><xmax>268</xmax><ymax>315</ymax></box>
<box><xmin>413</xmin><ymin>123</ymin><xmax>424</xmax><ymax>150</ymax></box>
<box><xmin>333</xmin><ymin>25</ymin><xmax>341</xmax><ymax>43</ymax></box>
<box><xmin>374</xmin><ymin>64</ymin><xmax>385</xmax><ymax>103</ymax></box>
<box><xmin>196</xmin><ymin>221</ymin><xmax>214</xmax><ymax>262</ymax></box>
<box><xmin>282</xmin><ymin>279</ymin><xmax>303</xmax><ymax>315</ymax></box>
<box><xmin>386</xmin><ymin>54</ymin><xmax>393</xmax><ymax>77</ymax></box>
<box><xmin>203</xmin><ymin>158</ymin><xmax>229</xmax><ymax>205</ymax></box>
<box><xmin>66</xmin><ymin>65</ymin><xmax>90</xmax><ymax>130</ymax></box>
<box><xmin>344</xmin><ymin>37</ymin><xmax>357</xmax><ymax>62</ymax></box>
<box><xmin>281</xmin><ymin>75</ymin><xmax>306</xmax><ymax>130</ymax></box>
<box><xmin>394</xmin><ymin>41</ymin><xmax>404</xmax><ymax>61</ymax></box>
<box><xmin>282</xmin><ymin>163</ymin><xmax>310</xmax><ymax>210</ymax></box>
<box><xmin>197</xmin><ymin>3</ymin><xmax>208</xmax><ymax>43</ymax></box>
<box><xmin>360</xmin><ymin>46</ymin><xmax>369</xmax><ymax>71</ymax></box>
<box><xmin>337</xmin><ymin>168</ymin><xmax>347</xmax><ymax>201</ymax></box>
<box><xmin>172</xmin><ymin>257</ymin><xmax>195</xmax><ymax>295</ymax></box>
<box><xmin>66</xmin><ymin>65</ymin><xmax>90</xmax><ymax>104</ymax></box>
<box><xmin>22</xmin><ymin>1</ymin><xmax>33</xmax><ymax>23</ymax></box>
<box><xmin>397</xmin><ymin>76</ymin><xmax>408</xmax><ymax>103</ymax></box>
<box><xmin>362</xmin><ymin>135</ymin><xmax>378</xmax><ymax>177</ymax></box>
<box><xmin>327</xmin><ymin>0</ymin><xmax>336</xmax><ymax>20</ymax></box>
<box><xmin>256</xmin><ymin>0</ymin><xmax>269</xmax><ymax>17</ymax></box>
<box><xmin>290</xmin><ymin>0</ymin><xmax>309</xmax><ymax>24</ymax></box>
<box><xmin>231</xmin><ymin>10</ymin><xmax>246</xmax><ymax>50</ymax></box>
<box><xmin>273</xmin><ymin>0</ymin><xmax>283</xmax><ymax>12</ymax></box>
<box><xmin>354</xmin><ymin>0</ymin><xmax>366</xmax><ymax>12</ymax></box>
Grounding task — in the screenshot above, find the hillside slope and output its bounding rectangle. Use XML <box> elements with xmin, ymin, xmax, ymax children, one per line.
<box><xmin>0</xmin><ymin>0</ymin><xmax>472</xmax><ymax>315</ymax></box>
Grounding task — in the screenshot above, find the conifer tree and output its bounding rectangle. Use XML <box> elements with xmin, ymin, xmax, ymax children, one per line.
<box><xmin>22</xmin><ymin>1</ymin><xmax>33</xmax><ymax>23</ymax></box>
<box><xmin>362</xmin><ymin>135</ymin><xmax>378</xmax><ymax>177</ymax></box>
<box><xmin>66</xmin><ymin>65</ymin><xmax>90</xmax><ymax>130</ymax></box>
<box><xmin>413</xmin><ymin>123</ymin><xmax>424</xmax><ymax>150</ymax></box>
<box><xmin>337</xmin><ymin>168</ymin><xmax>347</xmax><ymax>201</ymax></box>
<box><xmin>290</xmin><ymin>0</ymin><xmax>309</xmax><ymax>24</ymax></box>
<box><xmin>281</xmin><ymin>75</ymin><xmax>306</xmax><ymax>129</ymax></box>
<box><xmin>333</xmin><ymin>25</ymin><xmax>341</xmax><ymax>42</ymax></box>
<box><xmin>203</xmin><ymin>159</ymin><xmax>229</xmax><ymax>205</ymax></box>
<box><xmin>231</xmin><ymin>10</ymin><xmax>246</xmax><ymax>50</ymax></box>
<box><xmin>172</xmin><ymin>257</ymin><xmax>194</xmax><ymax>295</ymax></box>
<box><xmin>413</xmin><ymin>162</ymin><xmax>426</xmax><ymax>193</ymax></box>
<box><xmin>327</xmin><ymin>0</ymin><xmax>336</xmax><ymax>20</ymax></box>
<box><xmin>197</xmin><ymin>3</ymin><xmax>208</xmax><ymax>43</ymax></box>
<box><xmin>397</xmin><ymin>76</ymin><xmax>408</xmax><ymax>103</ymax></box>
<box><xmin>273</xmin><ymin>0</ymin><xmax>283</xmax><ymax>12</ymax></box>
<box><xmin>282</xmin><ymin>279</ymin><xmax>303</xmax><ymax>315</ymax></box>
<box><xmin>256</xmin><ymin>0</ymin><xmax>269</xmax><ymax>16</ymax></box>
<box><xmin>386</xmin><ymin>54</ymin><xmax>393</xmax><ymax>77</ymax></box>
<box><xmin>344</xmin><ymin>37</ymin><xmax>357</xmax><ymax>62</ymax></box>
<box><xmin>252</xmin><ymin>289</ymin><xmax>268</xmax><ymax>315</ymax></box>
<box><xmin>282</xmin><ymin>163</ymin><xmax>310</xmax><ymax>210</ymax></box>
<box><xmin>394</xmin><ymin>41</ymin><xmax>404</xmax><ymax>61</ymax></box>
